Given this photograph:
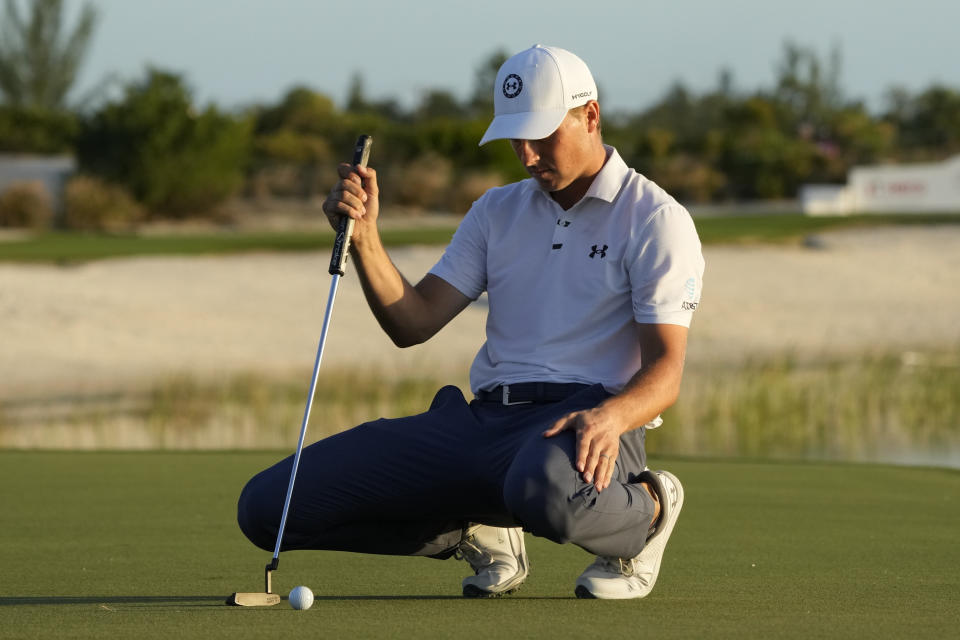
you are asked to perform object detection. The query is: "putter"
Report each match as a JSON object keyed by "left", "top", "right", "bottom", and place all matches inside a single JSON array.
[{"left": 227, "top": 134, "right": 373, "bottom": 606}]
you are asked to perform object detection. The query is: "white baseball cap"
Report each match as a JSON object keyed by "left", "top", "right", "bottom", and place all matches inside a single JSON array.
[{"left": 479, "top": 44, "right": 598, "bottom": 146}]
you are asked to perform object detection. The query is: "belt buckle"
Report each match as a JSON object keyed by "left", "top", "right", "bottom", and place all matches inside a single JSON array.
[{"left": 502, "top": 385, "right": 533, "bottom": 406}]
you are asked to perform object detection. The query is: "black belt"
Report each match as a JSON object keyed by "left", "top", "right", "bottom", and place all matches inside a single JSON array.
[{"left": 476, "top": 382, "right": 592, "bottom": 405}]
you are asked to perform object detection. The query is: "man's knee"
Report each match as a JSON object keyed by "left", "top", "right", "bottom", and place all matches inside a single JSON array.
[
  {"left": 502, "top": 441, "right": 581, "bottom": 544},
  {"left": 236, "top": 470, "right": 282, "bottom": 551}
]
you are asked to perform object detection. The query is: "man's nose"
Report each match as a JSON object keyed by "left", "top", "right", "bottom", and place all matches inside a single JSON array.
[{"left": 513, "top": 140, "right": 538, "bottom": 165}]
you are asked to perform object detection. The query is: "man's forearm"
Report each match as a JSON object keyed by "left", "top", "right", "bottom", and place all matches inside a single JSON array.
[
  {"left": 350, "top": 232, "right": 431, "bottom": 347},
  {"left": 595, "top": 321, "right": 690, "bottom": 434},
  {"left": 597, "top": 353, "right": 685, "bottom": 434}
]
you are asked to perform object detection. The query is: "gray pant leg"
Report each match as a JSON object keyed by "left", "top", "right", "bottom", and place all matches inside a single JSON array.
[{"left": 502, "top": 426, "right": 655, "bottom": 559}]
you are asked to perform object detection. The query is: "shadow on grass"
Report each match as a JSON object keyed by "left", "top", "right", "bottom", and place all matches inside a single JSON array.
[
  {"left": 312, "top": 595, "right": 574, "bottom": 601},
  {"left": 1, "top": 593, "right": 573, "bottom": 606},
  {"left": 0, "top": 596, "right": 226, "bottom": 607}
]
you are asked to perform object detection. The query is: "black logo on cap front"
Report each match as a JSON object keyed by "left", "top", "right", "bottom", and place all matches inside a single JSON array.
[{"left": 502, "top": 74, "right": 523, "bottom": 99}]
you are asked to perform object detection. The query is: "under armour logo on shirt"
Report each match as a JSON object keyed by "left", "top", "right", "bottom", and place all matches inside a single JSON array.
[{"left": 589, "top": 244, "right": 608, "bottom": 259}]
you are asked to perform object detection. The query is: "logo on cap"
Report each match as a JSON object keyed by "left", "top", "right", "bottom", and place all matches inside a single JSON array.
[{"left": 502, "top": 74, "right": 523, "bottom": 99}]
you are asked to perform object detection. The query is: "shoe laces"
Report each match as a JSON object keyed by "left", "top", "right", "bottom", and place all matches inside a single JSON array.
[
  {"left": 455, "top": 535, "right": 491, "bottom": 573},
  {"left": 593, "top": 555, "right": 638, "bottom": 578},
  {"left": 593, "top": 554, "right": 654, "bottom": 587}
]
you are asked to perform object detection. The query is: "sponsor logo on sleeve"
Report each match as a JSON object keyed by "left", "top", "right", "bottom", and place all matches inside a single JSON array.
[{"left": 681, "top": 277, "right": 699, "bottom": 311}]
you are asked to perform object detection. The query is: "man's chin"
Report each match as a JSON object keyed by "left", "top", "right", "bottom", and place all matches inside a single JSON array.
[{"left": 531, "top": 174, "right": 559, "bottom": 191}]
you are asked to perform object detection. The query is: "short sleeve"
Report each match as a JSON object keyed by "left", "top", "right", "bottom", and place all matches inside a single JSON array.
[
  {"left": 427, "top": 201, "right": 488, "bottom": 300},
  {"left": 628, "top": 206, "right": 705, "bottom": 327}
]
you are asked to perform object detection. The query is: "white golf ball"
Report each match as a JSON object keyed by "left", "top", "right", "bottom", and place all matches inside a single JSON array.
[{"left": 288, "top": 585, "right": 314, "bottom": 610}]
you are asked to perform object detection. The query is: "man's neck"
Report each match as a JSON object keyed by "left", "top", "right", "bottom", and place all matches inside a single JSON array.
[{"left": 550, "top": 144, "right": 610, "bottom": 210}]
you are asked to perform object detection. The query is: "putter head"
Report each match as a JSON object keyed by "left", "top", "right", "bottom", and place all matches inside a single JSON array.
[
  {"left": 225, "top": 592, "right": 281, "bottom": 606},
  {"left": 225, "top": 559, "right": 282, "bottom": 606}
]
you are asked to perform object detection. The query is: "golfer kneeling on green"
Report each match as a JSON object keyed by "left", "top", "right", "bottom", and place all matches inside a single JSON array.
[{"left": 238, "top": 44, "right": 704, "bottom": 599}]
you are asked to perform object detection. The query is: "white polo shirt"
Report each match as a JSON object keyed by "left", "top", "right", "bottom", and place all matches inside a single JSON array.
[{"left": 429, "top": 146, "right": 704, "bottom": 395}]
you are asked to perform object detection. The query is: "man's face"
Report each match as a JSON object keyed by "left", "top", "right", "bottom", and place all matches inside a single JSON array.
[{"left": 509, "top": 108, "right": 595, "bottom": 195}]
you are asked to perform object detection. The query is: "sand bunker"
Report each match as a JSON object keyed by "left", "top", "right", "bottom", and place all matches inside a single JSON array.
[{"left": 2, "top": 225, "right": 958, "bottom": 400}]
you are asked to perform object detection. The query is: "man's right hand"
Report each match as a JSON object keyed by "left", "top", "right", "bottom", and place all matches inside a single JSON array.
[
  {"left": 321, "top": 163, "right": 379, "bottom": 245},
  {"left": 318, "top": 160, "right": 472, "bottom": 347}
]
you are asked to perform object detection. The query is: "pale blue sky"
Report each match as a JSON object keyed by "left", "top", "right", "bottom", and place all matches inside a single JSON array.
[{"left": 71, "top": 0, "right": 959, "bottom": 114}]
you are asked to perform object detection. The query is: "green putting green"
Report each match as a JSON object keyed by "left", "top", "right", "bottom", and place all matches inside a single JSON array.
[{"left": 1, "top": 452, "right": 956, "bottom": 638}]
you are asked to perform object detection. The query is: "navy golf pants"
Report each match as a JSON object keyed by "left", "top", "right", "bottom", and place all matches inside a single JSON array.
[{"left": 237, "top": 384, "right": 656, "bottom": 560}]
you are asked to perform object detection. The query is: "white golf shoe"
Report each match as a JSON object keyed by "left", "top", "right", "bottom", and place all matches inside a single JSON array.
[
  {"left": 574, "top": 470, "right": 684, "bottom": 599},
  {"left": 458, "top": 525, "right": 528, "bottom": 598}
]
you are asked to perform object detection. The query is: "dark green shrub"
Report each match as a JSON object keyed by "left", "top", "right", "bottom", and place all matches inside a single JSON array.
[
  {"left": 0, "top": 107, "right": 78, "bottom": 153},
  {"left": 75, "top": 68, "right": 252, "bottom": 218}
]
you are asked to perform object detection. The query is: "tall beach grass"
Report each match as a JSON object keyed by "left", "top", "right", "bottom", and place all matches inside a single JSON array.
[
  {"left": 657, "top": 347, "right": 960, "bottom": 467},
  {"left": 0, "top": 369, "right": 455, "bottom": 450},
  {"left": 2, "top": 348, "right": 957, "bottom": 467}
]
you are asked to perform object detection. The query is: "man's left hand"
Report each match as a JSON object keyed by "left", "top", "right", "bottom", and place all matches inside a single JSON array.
[{"left": 543, "top": 408, "right": 623, "bottom": 492}]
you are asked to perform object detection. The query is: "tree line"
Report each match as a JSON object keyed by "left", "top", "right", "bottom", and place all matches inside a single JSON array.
[{"left": 1, "top": 0, "right": 959, "bottom": 229}]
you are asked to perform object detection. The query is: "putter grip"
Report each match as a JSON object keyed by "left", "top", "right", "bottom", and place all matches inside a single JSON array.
[{"left": 329, "top": 135, "right": 373, "bottom": 275}]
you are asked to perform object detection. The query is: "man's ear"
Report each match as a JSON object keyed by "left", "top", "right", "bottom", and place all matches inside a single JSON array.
[{"left": 584, "top": 100, "right": 601, "bottom": 134}]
